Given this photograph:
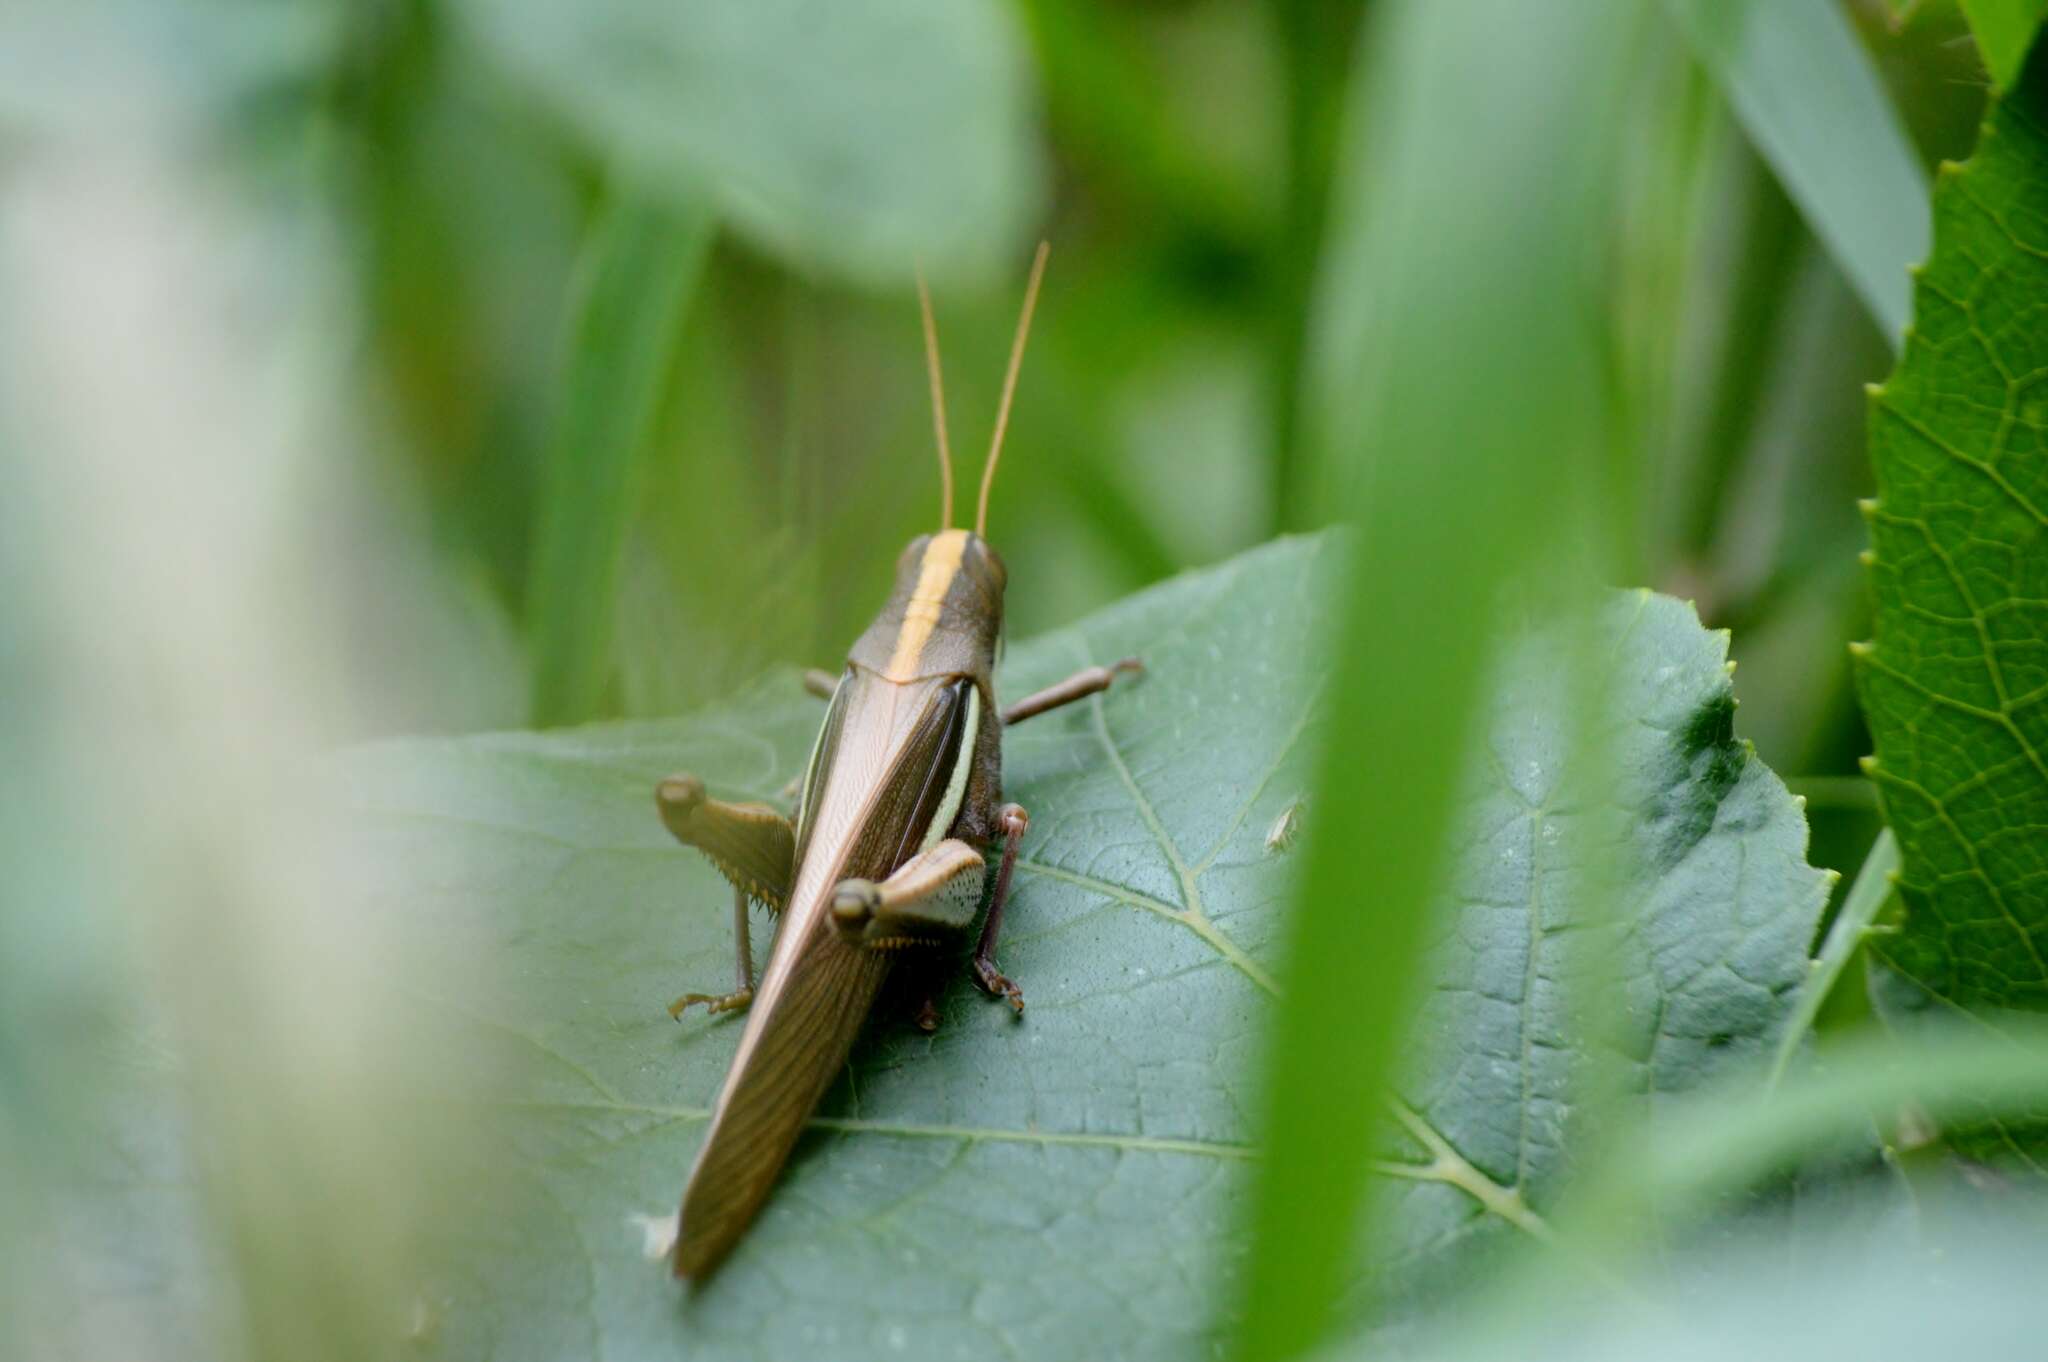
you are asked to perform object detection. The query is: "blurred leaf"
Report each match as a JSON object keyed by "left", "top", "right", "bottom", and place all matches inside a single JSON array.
[
  {"left": 312, "top": 539, "right": 1825, "bottom": 1359},
  {"left": 1258, "top": 1, "right": 1647, "bottom": 1355},
  {"left": 1371, "top": 1201, "right": 2048, "bottom": 1362},
  {"left": 443, "top": 0, "right": 1041, "bottom": 287},
  {"left": 1855, "top": 46, "right": 2048, "bottom": 1153},
  {"left": 528, "top": 194, "right": 711, "bottom": 728},
  {"left": 1018, "top": 0, "right": 1255, "bottom": 248},
  {"left": 1666, "top": 0, "right": 1929, "bottom": 343},
  {"left": 1581, "top": 1020, "right": 2048, "bottom": 1222},
  {"left": 1960, "top": 0, "right": 2048, "bottom": 90}
]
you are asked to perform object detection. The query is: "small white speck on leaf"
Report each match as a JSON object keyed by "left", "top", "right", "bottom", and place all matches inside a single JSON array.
[
  {"left": 627, "top": 1210, "right": 679, "bottom": 1261},
  {"left": 406, "top": 1295, "right": 442, "bottom": 1343}
]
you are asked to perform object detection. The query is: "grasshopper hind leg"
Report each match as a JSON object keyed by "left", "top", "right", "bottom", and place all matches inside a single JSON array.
[
  {"left": 826, "top": 808, "right": 1034, "bottom": 1014},
  {"left": 668, "top": 885, "right": 757, "bottom": 1018},
  {"left": 656, "top": 774, "right": 797, "bottom": 1021},
  {"left": 830, "top": 839, "right": 987, "bottom": 948}
]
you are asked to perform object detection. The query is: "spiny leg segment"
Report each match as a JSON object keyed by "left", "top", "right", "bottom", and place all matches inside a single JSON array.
[{"left": 655, "top": 774, "right": 796, "bottom": 1019}]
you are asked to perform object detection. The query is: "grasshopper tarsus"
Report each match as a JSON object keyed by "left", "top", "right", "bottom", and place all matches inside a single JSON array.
[
  {"left": 972, "top": 959, "right": 1025, "bottom": 1015},
  {"left": 669, "top": 987, "right": 754, "bottom": 1020}
]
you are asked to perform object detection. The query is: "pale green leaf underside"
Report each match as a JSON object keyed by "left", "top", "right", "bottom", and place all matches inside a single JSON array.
[{"left": 329, "top": 536, "right": 1825, "bottom": 1360}]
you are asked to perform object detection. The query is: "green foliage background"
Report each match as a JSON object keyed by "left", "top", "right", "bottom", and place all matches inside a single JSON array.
[{"left": 5, "top": 1, "right": 2048, "bottom": 1361}]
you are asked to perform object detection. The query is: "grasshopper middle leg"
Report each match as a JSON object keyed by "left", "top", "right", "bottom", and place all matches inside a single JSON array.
[{"left": 971, "top": 803, "right": 1031, "bottom": 1014}]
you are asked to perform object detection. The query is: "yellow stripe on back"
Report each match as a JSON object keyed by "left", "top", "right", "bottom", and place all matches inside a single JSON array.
[{"left": 884, "top": 529, "right": 968, "bottom": 680}]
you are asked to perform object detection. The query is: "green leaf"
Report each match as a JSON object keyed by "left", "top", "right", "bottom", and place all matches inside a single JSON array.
[
  {"left": 321, "top": 536, "right": 1826, "bottom": 1359},
  {"left": 1665, "top": 0, "right": 1929, "bottom": 343},
  {"left": 442, "top": 0, "right": 1040, "bottom": 287},
  {"left": 1961, "top": 0, "right": 2048, "bottom": 92},
  {"left": 1854, "top": 49, "right": 2048, "bottom": 1051},
  {"left": 527, "top": 193, "right": 711, "bottom": 728}
]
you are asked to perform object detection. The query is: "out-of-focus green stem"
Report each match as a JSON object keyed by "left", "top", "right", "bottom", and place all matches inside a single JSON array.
[
  {"left": 1765, "top": 828, "right": 1898, "bottom": 1092},
  {"left": 1679, "top": 152, "right": 1804, "bottom": 561},
  {"left": 527, "top": 191, "right": 712, "bottom": 727},
  {"left": 1233, "top": 4, "right": 1643, "bottom": 1358},
  {"left": 1269, "top": 0, "right": 1366, "bottom": 534},
  {"left": 1663, "top": 0, "right": 1927, "bottom": 343}
]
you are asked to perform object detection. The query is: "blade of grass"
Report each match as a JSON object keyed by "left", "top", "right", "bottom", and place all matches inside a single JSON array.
[
  {"left": 1959, "top": 0, "right": 2048, "bottom": 91},
  {"left": 1676, "top": 149, "right": 1806, "bottom": 560},
  {"left": 1664, "top": 0, "right": 1928, "bottom": 345},
  {"left": 527, "top": 190, "right": 712, "bottom": 727},
  {"left": 1583, "top": 1019, "right": 2048, "bottom": 1232},
  {"left": 1270, "top": 0, "right": 1366, "bottom": 534},
  {"left": 1766, "top": 828, "right": 1899, "bottom": 1091},
  {"left": 1234, "top": 4, "right": 1645, "bottom": 1358}
]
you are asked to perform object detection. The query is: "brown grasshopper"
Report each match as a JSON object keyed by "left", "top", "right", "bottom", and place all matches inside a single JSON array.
[{"left": 655, "top": 244, "right": 1142, "bottom": 1278}]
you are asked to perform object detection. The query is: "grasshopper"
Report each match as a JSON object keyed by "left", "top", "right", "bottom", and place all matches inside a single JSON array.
[{"left": 655, "top": 243, "right": 1142, "bottom": 1278}]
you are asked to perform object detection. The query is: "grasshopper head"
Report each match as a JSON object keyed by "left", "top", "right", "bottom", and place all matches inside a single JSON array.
[
  {"left": 852, "top": 529, "right": 1005, "bottom": 681},
  {"left": 889, "top": 528, "right": 1006, "bottom": 602}
]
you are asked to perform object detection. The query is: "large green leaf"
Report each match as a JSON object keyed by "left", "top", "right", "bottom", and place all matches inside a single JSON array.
[
  {"left": 323, "top": 536, "right": 1826, "bottom": 1359},
  {"left": 1855, "top": 48, "right": 2048, "bottom": 1050},
  {"left": 442, "top": 0, "right": 1040, "bottom": 286}
]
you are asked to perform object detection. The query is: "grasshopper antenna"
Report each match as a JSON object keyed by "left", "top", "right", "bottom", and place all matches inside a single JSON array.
[
  {"left": 916, "top": 269, "right": 955, "bottom": 529},
  {"left": 976, "top": 240, "right": 1049, "bottom": 538}
]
